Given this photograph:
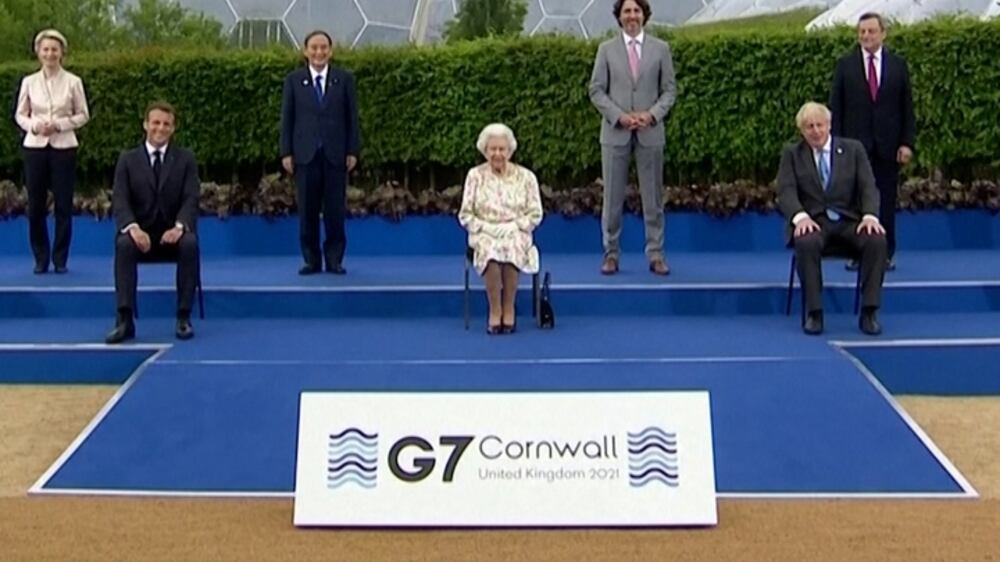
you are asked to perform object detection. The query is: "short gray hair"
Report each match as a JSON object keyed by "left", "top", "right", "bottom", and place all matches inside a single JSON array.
[
  {"left": 795, "top": 102, "right": 831, "bottom": 129},
  {"left": 34, "top": 29, "right": 68, "bottom": 53},
  {"left": 476, "top": 123, "right": 517, "bottom": 157}
]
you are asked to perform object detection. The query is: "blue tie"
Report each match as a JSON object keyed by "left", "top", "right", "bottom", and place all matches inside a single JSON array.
[
  {"left": 314, "top": 75, "right": 324, "bottom": 103},
  {"left": 819, "top": 149, "right": 840, "bottom": 221}
]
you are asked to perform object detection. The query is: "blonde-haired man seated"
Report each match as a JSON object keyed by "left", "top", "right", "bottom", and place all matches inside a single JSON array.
[{"left": 776, "top": 102, "right": 887, "bottom": 336}]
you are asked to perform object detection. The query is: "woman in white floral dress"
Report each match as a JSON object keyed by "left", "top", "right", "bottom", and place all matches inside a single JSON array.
[{"left": 458, "top": 124, "right": 543, "bottom": 334}]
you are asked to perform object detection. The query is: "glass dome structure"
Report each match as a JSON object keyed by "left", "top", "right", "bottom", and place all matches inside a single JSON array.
[{"left": 125, "top": 0, "right": 1000, "bottom": 45}]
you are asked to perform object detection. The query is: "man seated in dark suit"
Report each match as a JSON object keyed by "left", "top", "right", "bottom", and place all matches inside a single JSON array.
[
  {"left": 777, "top": 102, "right": 887, "bottom": 336},
  {"left": 105, "top": 101, "right": 200, "bottom": 344}
]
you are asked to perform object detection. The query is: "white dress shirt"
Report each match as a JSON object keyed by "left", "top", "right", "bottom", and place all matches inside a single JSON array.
[
  {"left": 309, "top": 65, "right": 329, "bottom": 96},
  {"left": 862, "top": 46, "right": 883, "bottom": 87},
  {"left": 15, "top": 68, "right": 90, "bottom": 149},
  {"left": 622, "top": 31, "right": 644, "bottom": 59},
  {"left": 812, "top": 136, "right": 832, "bottom": 178},
  {"left": 146, "top": 141, "right": 168, "bottom": 167}
]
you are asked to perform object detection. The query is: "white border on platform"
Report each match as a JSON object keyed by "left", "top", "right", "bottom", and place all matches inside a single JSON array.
[
  {"left": 0, "top": 343, "right": 166, "bottom": 351},
  {"left": 831, "top": 337, "right": 1000, "bottom": 348},
  {"left": 830, "top": 341, "right": 980, "bottom": 499},
  {"left": 25, "top": 349, "right": 982, "bottom": 500},
  {"left": 155, "top": 355, "right": 815, "bottom": 366},
  {"left": 8, "top": 279, "right": 999, "bottom": 293},
  {"left": 28, "top": 344, "right": 171, "bottom": 496}
]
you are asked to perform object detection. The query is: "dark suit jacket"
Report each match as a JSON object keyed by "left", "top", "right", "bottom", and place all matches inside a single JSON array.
[
  {"left": 112, "top": 144, "right": 200, "bottom": 233},
  {"left": 829, "top": 46, "right": 915, "bottom": 161},
  {"left": 776, "top": 137, "right": 879, "bottom": 242},
  {"left": 280, "top": 66, "right": 360, "bottom": 166}
]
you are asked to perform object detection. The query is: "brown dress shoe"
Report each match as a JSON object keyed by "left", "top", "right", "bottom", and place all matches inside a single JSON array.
[
  {"left": 649, "top": 258, "right": 670, "bottom": 276},
  {"left": 600, "top": 256, "right": 619, "bottom": 275}
]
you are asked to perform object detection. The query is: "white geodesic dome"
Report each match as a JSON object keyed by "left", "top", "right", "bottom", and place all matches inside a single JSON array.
[
  {"left": 121, "top": 0, "right": 1000, "bottom": 45},
  {"left": 126, "top": 0, "right": 715, "bottom": 45},
  {"left": 124, "top": 0, "right": 418, "bottom": 47},
  {"left": 807, "top": 0, "right": 998, "bottom": 29},
  {"left": 688, "top": 0, "right": 836, "bottom": 24}
]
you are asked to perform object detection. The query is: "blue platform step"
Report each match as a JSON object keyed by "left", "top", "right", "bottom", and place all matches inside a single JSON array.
[{"left": 1, "top": 251, "right": 997, "bottom": 318}]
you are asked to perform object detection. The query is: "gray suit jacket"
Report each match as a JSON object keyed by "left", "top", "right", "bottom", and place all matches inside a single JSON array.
[
  {"left": 776, "top": 136, "right": 879, "bottom": 242},
  {"left": 589, "top": 33, "right": 677, "bottom": 147}
]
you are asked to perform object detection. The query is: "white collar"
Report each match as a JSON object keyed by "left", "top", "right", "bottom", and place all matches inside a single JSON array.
[
  {"left": 814, "top": 135, "right": 832, "bottom": 155},
  {"left": 146, "top": 141, "right": 168, "bottom": 157},
  {"left": 623, "top": 31, "right": 644, "bottom": 46},
  {"left": 309, "top": 65, "right": 329, "bottom": 80},
  {"left": 863, "top": 46, "right": 883, "bottom": 61}
]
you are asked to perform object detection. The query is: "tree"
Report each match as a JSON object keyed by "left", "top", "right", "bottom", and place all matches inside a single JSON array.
[
  {"left": 0, "top": 0, "right": 123, "bottom": 60},
  {"left": 444, "top": 0, "right": 527, "bottom": 43},
  {"left": 119, "top": 0, "right": 226, "bottom": 50},
  {"left": 0, "top": 0, "right": 226, "bottom": 62}
]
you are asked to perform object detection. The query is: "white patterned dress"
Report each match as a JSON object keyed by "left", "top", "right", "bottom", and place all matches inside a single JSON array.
[{"left": 458, "top": 163, "right": 543, "bottom": 275}]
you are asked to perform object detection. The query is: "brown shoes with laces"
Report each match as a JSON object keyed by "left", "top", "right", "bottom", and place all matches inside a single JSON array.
[
  {"left": 600, "top": 256, "right": 619, "bottom": 275},
  {"left": 649, "top": 258, "right": 670, "bottom": 276}
]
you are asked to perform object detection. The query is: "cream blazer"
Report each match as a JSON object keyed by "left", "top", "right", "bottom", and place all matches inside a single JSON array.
[{"left": 15, "top": 68, "right": 90, "bottom": 149}]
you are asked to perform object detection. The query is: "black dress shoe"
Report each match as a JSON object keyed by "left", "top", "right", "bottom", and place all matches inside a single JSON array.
[
  {"left": 886, "top": 258, "right": 896, "bottom": 272},
  {"left": 53, "top": 265, "right": 68, "bottom": 274},
  {"left": 33, "top": 263, "right": 48, "bottom": 274},
  {"left": 326, "top": 264, "right": 347, "bottom": 275},
  {"left": 176, "top": 317, "right": 195, "bottom": 340},
  {"left": 105, "top": 320, "right": 135, "bottom": 344},
  {"left": 803, "top": 311, "right": 824, "bottom": 335},
  {"left": 486, "top": 324, "right": 503, "bottom": 335},
  {"left": 502, "top": 321, "right": 517, "bottom": 335},
  {"left": 860, "top": 309, "right": 882, "bottom": 336},
  {"left": 299, "top": 264, "right": 321, "bottom": 275},
  {"left": 845, "top": 259, "right": 860, "bottom": 272}
]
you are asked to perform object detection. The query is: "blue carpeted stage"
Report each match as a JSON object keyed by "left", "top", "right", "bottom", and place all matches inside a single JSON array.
[{"left": 0, "top": 211, "right": 996, "bottom": 498}]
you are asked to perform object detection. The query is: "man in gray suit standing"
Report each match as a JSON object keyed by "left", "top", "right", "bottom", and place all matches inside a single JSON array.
[{"left": 589, "top": 0, "right": 677, "bottom": 276}]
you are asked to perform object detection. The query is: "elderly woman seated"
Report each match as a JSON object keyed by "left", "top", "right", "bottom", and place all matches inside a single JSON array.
[{"left": 458, "top": 123, "right": 544, "bottom": 335}]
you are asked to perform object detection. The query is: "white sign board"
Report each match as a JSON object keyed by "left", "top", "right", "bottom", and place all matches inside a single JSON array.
[{"left": 294, "top": 392, "right": 716, "bottom": 527}]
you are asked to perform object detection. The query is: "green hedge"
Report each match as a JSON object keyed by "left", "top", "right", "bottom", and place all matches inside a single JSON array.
[{"left": 2, "top": 19, "right": 998, "bottom": 185}]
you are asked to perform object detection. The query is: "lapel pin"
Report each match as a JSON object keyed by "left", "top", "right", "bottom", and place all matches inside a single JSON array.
[
  {"left": 836, "top": 147, "right": 843, "bottom": 155},
  {"left": 302, "top": 79, "right": 309, "bottom": 86}
]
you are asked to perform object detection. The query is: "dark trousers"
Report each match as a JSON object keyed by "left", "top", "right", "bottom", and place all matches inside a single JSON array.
[
  {"left": 23, "top": 147, "right": 76, "bottom": 267},
  {"left": 296, "top": 151, "right": 346, "bottom": 268},
  {"left": 869, "top": 151, "right": 899, "bottom": 258},
  {"left": 794, "top": 217, "right": 887, "bottom": 313},
  {"left": 114, "top": 230, "right": 199, "bottom": 316}
]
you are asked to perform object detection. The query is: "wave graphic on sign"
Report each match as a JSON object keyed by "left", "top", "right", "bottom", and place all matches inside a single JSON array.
[
  {"left": 326, "top": 427, "right": 378, "bottom": 489},
  {"left": 627, "top": 426, "right": 678, "bottom": 488}
]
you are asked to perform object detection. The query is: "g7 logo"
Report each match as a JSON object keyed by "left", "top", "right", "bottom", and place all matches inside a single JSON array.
[{"left": 387, "top": 435, "right": 474, "bottom": 482}]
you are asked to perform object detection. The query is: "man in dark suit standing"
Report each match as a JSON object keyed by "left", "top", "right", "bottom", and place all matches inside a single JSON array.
[
  {"left": 830, "top": 12, "right": 915, "bottom": 272},
  {"left": 777, "top": 102, "right": 887, "bottom": 336},
  {"left": 105, "top": 102, "right": 200, "bottom": 344},
  {"left": 280, "top": 30, "right": 360, "bottom": 275}
]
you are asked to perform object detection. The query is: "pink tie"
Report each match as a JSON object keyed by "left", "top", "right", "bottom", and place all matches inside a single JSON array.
[
  {"left": 867, "top": 54, "right": 878, "bottom": 102},
  {"left": 628, "top": 39, "right": 640, "bottom": 80}
]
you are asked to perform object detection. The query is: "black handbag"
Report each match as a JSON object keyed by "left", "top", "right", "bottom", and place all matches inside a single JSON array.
[{"left": 539, "top": 272, "right": 554, "bottom": 329}]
